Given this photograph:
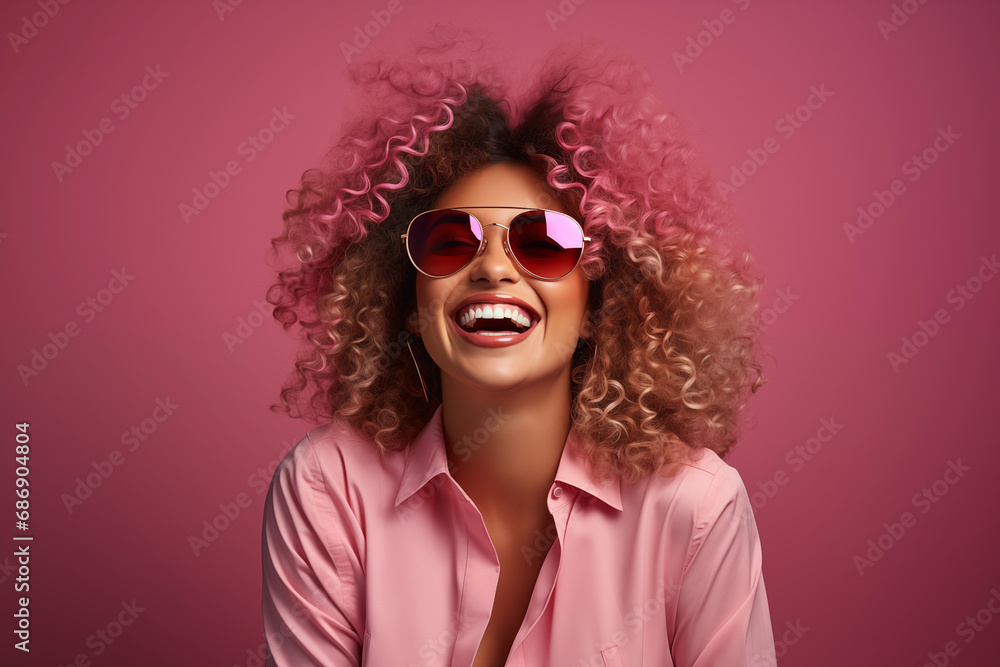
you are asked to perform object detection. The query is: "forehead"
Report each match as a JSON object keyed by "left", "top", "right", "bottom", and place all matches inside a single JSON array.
[{"left": 432, "top": 162, "right": 566, "bottom": 214}]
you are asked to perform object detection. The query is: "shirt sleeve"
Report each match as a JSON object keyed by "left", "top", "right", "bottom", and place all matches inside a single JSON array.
[
  {"left": 671, "top": 464, "right": 776, "bottom": 667},
  {"left": 261, "top": 434, "right": 367, "bottom": 666}
]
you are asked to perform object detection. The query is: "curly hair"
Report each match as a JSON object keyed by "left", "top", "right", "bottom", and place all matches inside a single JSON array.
[{"left": 266, "top": 24, "right": 767, "bottom": 485}]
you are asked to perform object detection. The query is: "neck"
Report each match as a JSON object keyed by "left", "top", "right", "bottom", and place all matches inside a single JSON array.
[{"left": 441, "top": 368, "right": 572, "bottom": 522}]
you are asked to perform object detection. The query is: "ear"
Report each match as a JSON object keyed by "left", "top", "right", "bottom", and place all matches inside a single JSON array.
[
  {"left": 405, "top": 310, "right": 421, "bottom": 337},
  {"left": 579, "top": 306, "right": 595, "bottom": 340}
]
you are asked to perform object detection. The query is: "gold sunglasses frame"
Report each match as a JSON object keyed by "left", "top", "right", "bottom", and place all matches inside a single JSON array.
[{"left": 400, "top": 206, "right": 590, "bottom": 281}]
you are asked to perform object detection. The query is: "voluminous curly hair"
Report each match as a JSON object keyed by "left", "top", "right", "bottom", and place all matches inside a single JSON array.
[{"left": 266, "top": 24, "right": 766, "bottom": 485}]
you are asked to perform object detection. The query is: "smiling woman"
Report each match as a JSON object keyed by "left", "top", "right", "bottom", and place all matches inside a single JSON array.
[{"left": 261, "top": 24, "right": 774, "bottom": 667}]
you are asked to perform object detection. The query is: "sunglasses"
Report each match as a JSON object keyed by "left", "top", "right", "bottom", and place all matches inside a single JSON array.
[{"left": 401, "top": 207, "right": 590, "bottom": 281}]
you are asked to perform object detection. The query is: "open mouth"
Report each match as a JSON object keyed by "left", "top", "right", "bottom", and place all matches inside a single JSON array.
[{"left": 453, "top": 304, "right": 538, "bottom": 336}]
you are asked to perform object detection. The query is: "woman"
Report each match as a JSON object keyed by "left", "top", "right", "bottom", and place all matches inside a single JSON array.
[{"left": 261, "top": 25, "right": 775, "bottom": 667}]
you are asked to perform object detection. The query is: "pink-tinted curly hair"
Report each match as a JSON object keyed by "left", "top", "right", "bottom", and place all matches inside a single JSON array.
[{"left": 266, "top": 24, "right": 766, "bottom": 484}]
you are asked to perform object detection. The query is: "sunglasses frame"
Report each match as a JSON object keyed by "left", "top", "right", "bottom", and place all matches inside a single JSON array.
[{"left": 400, "top": 206, "right": 591, "bottom": 281}]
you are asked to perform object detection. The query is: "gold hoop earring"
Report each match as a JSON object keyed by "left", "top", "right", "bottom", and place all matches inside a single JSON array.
[{"left": 406, "top": 333, "right": 429, "bottom": 405}]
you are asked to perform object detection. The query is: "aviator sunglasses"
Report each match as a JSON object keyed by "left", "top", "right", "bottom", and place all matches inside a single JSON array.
[{"left": 401, "top": 207, "right": 590, "bottom": 281}]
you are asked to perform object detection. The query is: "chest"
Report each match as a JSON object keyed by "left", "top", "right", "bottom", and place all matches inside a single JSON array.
[{"left": 471, "top": 515, "right": 556, "bottom": 667}]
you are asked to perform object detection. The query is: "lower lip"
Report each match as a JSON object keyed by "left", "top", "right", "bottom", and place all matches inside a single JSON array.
[{"left": 450, "top": 314, "right": 537, "bottom": 348}]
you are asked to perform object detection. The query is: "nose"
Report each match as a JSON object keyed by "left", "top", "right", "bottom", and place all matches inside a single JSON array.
[{"left": 468, "top": 223, "right": 519, "bottom": 284}]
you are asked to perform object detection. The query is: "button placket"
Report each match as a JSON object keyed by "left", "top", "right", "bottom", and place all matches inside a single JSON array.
[
  {"left": 451, "top": 487, "right": 502, "bottom": 667},
  {"left": 510, "top": 488, "right": 573, "bottom": 657}
]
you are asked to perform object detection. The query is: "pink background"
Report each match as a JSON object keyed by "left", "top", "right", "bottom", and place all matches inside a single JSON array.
[{"left": 2, "top": 0, "right": 998, "bottom": 665}]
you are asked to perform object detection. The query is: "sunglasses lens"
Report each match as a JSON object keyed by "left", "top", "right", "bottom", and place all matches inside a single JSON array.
[
  {"left": 407, "top": 210, "right": 482, "bottom": 277},
  {"left": 407, "top": 209, "right": 585, "bottom": 279},
  {"left": 508, "top": 211, "right": 584, "bottom": 279}
]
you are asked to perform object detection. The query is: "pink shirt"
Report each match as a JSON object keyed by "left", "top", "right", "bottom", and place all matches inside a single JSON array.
[{"left": 261, "top": 405, "right": 775, "bottom": 666}]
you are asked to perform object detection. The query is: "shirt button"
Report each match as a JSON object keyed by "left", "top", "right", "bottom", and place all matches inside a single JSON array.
[{"left": 552, "top": 486, "right": 563, "bottom": 498}]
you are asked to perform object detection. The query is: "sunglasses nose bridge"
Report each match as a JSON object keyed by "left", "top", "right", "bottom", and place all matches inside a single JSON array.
[
  {"left": 477, "top": 222, "right": 513, "bottom": 259},
  {"left": 405, "top": 210, "right": 587, "bottom": 280}
]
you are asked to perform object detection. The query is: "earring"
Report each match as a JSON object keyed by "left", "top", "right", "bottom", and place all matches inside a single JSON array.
[{"left": 406, "top": 333, "right": 429, "bottom": 405}]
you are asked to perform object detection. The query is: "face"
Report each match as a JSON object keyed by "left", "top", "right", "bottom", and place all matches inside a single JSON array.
[{"left": 410, "top": 162, "right": 591, "bottom": 396}]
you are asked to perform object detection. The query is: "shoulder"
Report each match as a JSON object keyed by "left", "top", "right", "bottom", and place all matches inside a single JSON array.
[
  {"left": 268, "top": 417, "right": 393, "bottom": 510},
  {"left": 637, "top": 447, "right": 754, "bottom": 542},
  {"left": 680, "top": 447, "right": 749, "bottom": 504},
  {"left": 644, "top": 447, "right": 747, "bottom": 506},
  {"left": 680, "top": 448, "right": 753, "bottom": 528}
]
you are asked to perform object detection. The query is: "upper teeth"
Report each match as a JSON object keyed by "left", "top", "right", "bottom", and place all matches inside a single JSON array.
[{"left": 458, "top": 304, "right": 532, "bottom": 329}]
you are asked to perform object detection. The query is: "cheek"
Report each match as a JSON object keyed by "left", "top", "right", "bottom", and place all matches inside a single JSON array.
[
  {"left": 412, "top": 277, "right": 432, "bottom": 333},
  {"left": 414, "top": 276, "right": 452, "bottom": 333},
  {"left": 565, "top": 275, "right": 591, "bottom": 318},
  {"left": 542, "top": 277, "right": 590, "bottom": 330},
  {"left": 566, "top": 278, "right": 592, "bottom": 337}
]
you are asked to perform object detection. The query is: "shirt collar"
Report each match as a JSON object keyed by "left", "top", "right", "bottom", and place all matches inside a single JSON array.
[{"left": 395, "top": 405, "right": 623, "bottom": 512}]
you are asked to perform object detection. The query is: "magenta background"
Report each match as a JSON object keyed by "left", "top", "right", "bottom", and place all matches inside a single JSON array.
[{"left": 2, "top": 0, "right": 998, "bottom": 665}]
